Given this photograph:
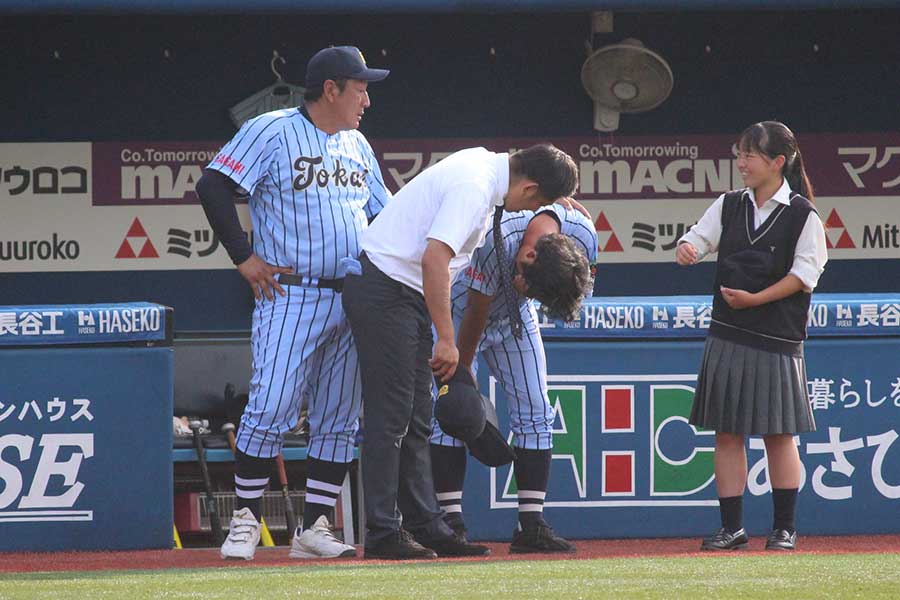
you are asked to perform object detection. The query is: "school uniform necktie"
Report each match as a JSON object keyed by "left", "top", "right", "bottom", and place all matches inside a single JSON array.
[{"left": 493, "top": 206, "right": 524, "bottom": 339}]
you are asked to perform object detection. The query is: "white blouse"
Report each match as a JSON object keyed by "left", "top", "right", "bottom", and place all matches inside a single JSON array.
[{"left": 678, "top": 178, "right": 828, "bottom": 292}]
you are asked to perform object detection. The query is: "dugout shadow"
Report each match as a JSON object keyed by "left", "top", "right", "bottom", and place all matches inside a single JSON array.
[{"left": 170, "top": 332, "right": 359, "bottom": 546}]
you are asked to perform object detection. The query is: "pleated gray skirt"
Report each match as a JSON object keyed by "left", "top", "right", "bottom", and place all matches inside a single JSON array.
[{"left": 689, "top": 334, "right": 816, "bottom": 435}]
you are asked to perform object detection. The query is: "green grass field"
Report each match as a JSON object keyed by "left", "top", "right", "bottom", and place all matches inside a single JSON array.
[{"left": 2, "top": 554, "right": 899, "bottom": 599}]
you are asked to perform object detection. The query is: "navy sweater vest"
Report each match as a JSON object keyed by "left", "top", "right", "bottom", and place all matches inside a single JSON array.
[{"left": 709, "top": 189, "right": 816, "bottom": 356}]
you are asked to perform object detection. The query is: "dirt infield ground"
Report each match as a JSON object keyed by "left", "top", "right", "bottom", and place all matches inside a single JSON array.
[{"left": 2, "top": 534, "right": 898, "bottom": 574}]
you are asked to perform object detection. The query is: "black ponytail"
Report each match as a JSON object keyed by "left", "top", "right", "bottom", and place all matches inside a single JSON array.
[
  {"left": 785, "top": 148, "right": 815, "bottom": 204},
  {"left": 737, "top": 121, "right": 815, "bottom": 204}
]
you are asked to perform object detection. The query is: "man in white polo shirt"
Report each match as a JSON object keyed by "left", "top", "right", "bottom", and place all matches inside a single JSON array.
[{"left": 342, "top": 143, "right": 579, "bottom": 560}]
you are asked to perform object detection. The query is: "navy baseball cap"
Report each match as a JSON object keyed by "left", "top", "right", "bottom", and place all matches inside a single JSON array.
[
  {"left": 305, "top": 46, "right": 390, "bottom": 88},
  {"left": 434, "top": 369, "right": 516, "bottom": 468}
]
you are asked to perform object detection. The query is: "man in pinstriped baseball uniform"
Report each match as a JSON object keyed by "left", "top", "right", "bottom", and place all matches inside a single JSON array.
[
  {"left": 431, "top": 203, "right": 597, "bottom": 552},
  {"left": 196, "top": 46, "right": 390, "bottom": 560}
]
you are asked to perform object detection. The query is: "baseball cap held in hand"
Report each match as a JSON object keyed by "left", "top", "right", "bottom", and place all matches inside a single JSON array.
[
  {"left": 305, "top": 46, "right": 390, "bottom": 88},
  {"left": 434, "top": 369, "right": 516, "bottom": 467}
]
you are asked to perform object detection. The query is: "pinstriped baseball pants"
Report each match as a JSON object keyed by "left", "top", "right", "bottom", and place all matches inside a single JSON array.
[
  {"left": 236, "top": 286, "right": 360, "bottom": 462},
  {"left": 430, "top": 306, "right": 555, "bottom": 451}
]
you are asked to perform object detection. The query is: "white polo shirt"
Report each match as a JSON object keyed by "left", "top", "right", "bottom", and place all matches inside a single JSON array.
[{"left": 362, "top": 147, "right": 509, "bottom": 295}]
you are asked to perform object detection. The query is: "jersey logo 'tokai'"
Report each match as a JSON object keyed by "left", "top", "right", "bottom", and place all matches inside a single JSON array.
[{"left": 292, "top": 156, "right": 369, "bottom": 191}]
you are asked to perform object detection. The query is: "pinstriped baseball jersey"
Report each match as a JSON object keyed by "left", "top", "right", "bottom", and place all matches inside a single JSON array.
[
  {"left": 432, "top": 205, "right": 598, "bottom": 451},
  {"left": 208, "top": 107, "right": 390, "bottom": 461},
  {"left": 208, "top": 107, "right": 390, "bottom": 278},
  {"left": 451, "top": 204, "right": 598, "bottom": 331}
]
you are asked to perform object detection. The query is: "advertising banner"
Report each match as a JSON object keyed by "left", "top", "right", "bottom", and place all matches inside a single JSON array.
[
  {"left": 2, "top": 133, "right": 898, "bottom": 272},
  {"left": 0, "top": 303, "right": 172, "bottom": 347},
  {"left": 1, "top": 142, "right": 248, "bottom": 273},
  {"left": 537, "top": 294, "right": 900, "bottom": 338},
  {"left": 463, "top": 295, "right": 900, "bottom": 540},
  {"left": 0, "top": 303, "right": 174, "bottom": 551},
  {"left": 372, "top": 133, "right": 900, "bottom": 263}
]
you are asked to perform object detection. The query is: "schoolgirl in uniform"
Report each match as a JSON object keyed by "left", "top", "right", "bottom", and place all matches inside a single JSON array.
[{"left": 676, "top": 121, "right": 828, "bottom": 550}]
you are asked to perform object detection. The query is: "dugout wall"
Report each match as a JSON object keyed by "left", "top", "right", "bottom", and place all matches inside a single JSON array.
[{"left": 2, "top": 8, "right": 900, "bottom": 330}]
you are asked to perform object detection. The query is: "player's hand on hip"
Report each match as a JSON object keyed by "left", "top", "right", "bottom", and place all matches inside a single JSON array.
[
  {"left": 236, "top": 254, "right": 293, "bottom": 301},
  {"left": 555, "top": 196, "right": 591, "bottom": 218},
  {"left": 720, "top": 286, "right": 758, "bottom": 309},
  {"left": 675, "top": 242, "right": 698, "bottom": 266},
  {"left": 429, "top": 337, "right": 459, "bottom": 383}
]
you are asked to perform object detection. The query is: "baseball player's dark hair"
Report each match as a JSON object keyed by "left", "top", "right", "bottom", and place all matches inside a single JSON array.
[
  {"left": 737, "top": 121, "right": 815, "bottom": 203},
  {"left": 303, "top": 78, "right": 349, "bottom": 103},
  {"left": 521, "top": 233, "right": 592, "bottom": 321},
  {"left": 510, "top": 144, "right": 578, "bottom": 202}
]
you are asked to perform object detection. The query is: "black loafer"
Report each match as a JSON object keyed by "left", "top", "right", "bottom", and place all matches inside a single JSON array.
[
  {"left": 444, "top": 514, "right": 468, "bottom": 540},
  {"left": 765, "top": 528, "right": 797, "bottom": 550},
  {"left": 700, "top": 527, "right": 749, "bottom": 551},
  {"left": 364, "top": 529, "right": 437, "bottom": 560},
  {"left": 510, "top": 522, "right": 576, "bottom": 554},
  {"left": 417, "top": 532, "right": 491, "bottom": 557}
]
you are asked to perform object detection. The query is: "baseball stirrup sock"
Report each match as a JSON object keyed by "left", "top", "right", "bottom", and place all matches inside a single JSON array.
[
  {"left": 514, "top": 448, "right": 551, "bottom": 527},
  {"left": 430, "top": 444, "right": 467, "bottom": 530},
  {"left": 772, "top": 488, "right": 799, "bottom": 534},
  {"left": 718, "top": 495, "right": 744, "bottom": 533},
  {"left": 436, "top": 491, "right": 464, "bottom": 515},
  {"left": 430, "top": 444, "right": 467, "bottom": 494},
  {"left": 234, "top": 450, "right": 273, "bottom": 521},
  {"left": 302, "top": 458, "right": 348, "bottom": 529}
]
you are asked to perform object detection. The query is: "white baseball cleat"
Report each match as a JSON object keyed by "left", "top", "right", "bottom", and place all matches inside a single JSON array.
[
  {"left": 289, "top": 515, "right": 356, "bottom": 558},
  {"left": 220, "top": 507, "right": 261, "bottom": 560}
]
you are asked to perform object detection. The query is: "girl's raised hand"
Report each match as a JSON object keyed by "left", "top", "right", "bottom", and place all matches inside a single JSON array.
[{"left": 675, "top": 242, "right": 698, "bottom": 266}]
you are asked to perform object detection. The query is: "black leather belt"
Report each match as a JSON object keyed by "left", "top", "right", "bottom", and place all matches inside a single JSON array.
[{"left": 278, "top": 273, "right": 344, "bottom": 291}]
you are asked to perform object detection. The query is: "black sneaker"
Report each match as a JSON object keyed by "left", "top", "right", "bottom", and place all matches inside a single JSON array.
[
  {"left": 700, "top": 528, "right": 749, "bottom": 551},
  {"left": 509, "top": 522, "right": 576, "bottom": 554},
  {"left": 417, "top": 532, "right": 491, "bottom": 557},
  {"left": 765, "top": 529, "right": 797, "bottom": 551},
  {"left": 364, "top": 529, "right": 437, "bottom": 560}
]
